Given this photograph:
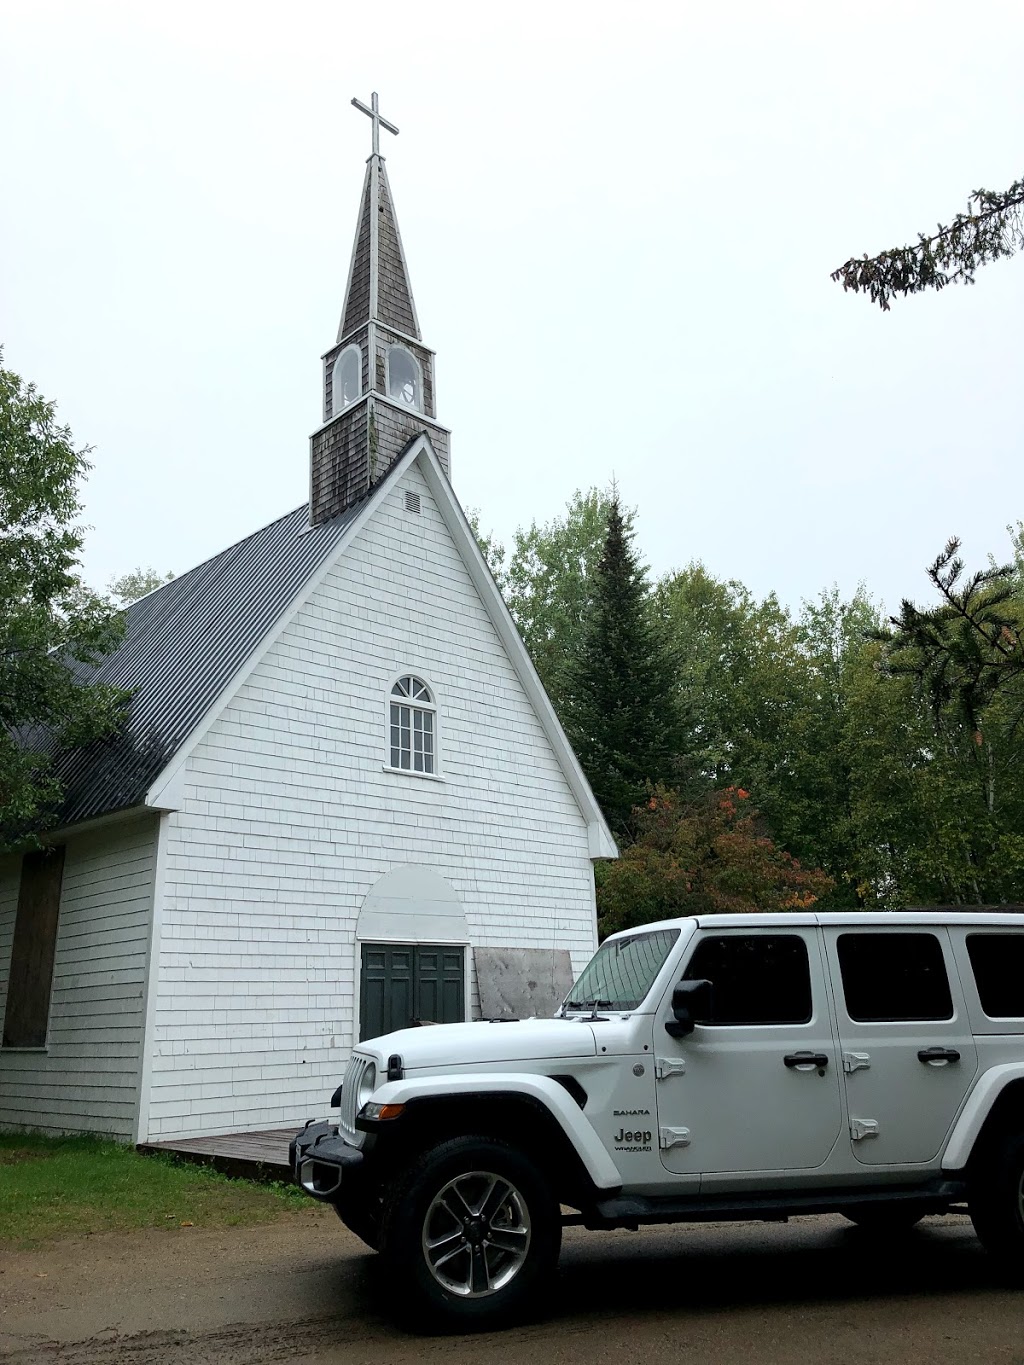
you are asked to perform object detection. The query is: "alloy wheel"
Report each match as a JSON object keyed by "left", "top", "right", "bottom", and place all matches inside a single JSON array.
[{"left": 421, "top": 1170, "right": 532, "bottom": 1298}]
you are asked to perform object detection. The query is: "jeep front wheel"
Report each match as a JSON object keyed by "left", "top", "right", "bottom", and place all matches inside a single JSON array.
[
  {"left": 970, "top": 1131, "right": 1024, "bottom": 1271},
  {"left": 380, "top": 1136, "right": 561, "bottom": 1330}
]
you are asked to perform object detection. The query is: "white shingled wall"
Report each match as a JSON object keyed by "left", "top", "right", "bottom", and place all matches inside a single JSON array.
[
  {"left": 0, "top": 817, "right": 157, "bottom": 1137},
  {"left": 144, "top": 464, "right": 598, "bottom": 1140}
]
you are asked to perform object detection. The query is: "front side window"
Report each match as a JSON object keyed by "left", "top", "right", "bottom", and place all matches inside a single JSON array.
[
  {"left": 563, "top": 928, "right": 680, "bottom": 1012},
  {"left": 387, "top": 346, "right": 421, "bottom": 410},
  {"left": 837, "top": 932, "right": 953, "bottom": 1022},
  {"left": 332, "top": 345, "right": 361, "bottom": 414},
  {"left": 683, "top": 934, "right": 812, "bottom": 1026},
  {"left": 389, "top": 675, "right": 435, "bottom": 773}
]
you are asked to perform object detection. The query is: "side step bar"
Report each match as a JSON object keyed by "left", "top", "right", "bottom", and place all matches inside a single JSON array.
[{"left": 566, "top": 1180, "right": 968, "bottom": 1230}]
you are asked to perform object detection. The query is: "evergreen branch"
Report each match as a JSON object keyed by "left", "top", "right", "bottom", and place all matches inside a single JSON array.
[
  {"left": 831, "top": 175, "right": 1024, "bottom": 310},
  {"left": 925, "top": 540, "right": 1019, "bottom": 660}
]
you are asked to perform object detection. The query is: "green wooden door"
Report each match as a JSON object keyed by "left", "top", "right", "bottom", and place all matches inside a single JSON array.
[{"left": 359, "top": 943, "right": 465, "bottom": 1041}]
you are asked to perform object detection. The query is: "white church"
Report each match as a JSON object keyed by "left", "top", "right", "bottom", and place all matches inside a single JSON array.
[{"left": 0, "top": 95, "right": 616, "bottom": 1144}]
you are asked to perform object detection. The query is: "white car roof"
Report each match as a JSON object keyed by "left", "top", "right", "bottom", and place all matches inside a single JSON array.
[{"left": 603, "top": 911, "right": 1024, "bottom": 940}]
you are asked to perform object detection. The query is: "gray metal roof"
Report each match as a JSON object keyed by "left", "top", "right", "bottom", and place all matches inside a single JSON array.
[{"left": 52, "top": 499, "right": 363, "bottom": 827}]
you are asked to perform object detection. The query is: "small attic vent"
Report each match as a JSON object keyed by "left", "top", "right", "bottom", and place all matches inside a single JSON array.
[{"left": 404, "top": 491, "right": 422, "bottom": 515}]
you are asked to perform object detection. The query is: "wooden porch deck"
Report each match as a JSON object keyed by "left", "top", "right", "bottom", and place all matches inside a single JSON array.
[{"left": 139, "top": 1126, "right": 303, "bottom": 1180}]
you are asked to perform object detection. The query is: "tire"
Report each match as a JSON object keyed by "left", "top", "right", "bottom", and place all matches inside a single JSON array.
[
  {"left": 842, "top": 1204, "right": 927, "bottom": 1232},
  {"left": 379, "top": 1135, "right": 561, "bottom": 1332},
  {"left": 969, "top": 1130, "right": 1024, "bottom": 1272}
]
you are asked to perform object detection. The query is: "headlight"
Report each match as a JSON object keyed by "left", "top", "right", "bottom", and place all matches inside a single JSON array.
[
  {"left": 359, "top": 1101, "right": 406, "bottom": 1121},
  {"left": 357, "top": 1062, "right": 377, "bottom": 1109}
]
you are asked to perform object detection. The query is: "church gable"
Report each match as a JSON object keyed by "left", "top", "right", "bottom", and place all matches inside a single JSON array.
[
  {"left": 181, "top": 455, "right": 589, "bottom": 843},
  {"left": 145, "top": 458, "right": 600, "bottom": 1139}
]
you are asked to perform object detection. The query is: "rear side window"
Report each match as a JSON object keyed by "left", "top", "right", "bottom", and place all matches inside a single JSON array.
[
  {"left": 683, "top": 935, "right": 812, "bottom": 1026},
  {"left": 967, "top": 934, "right": 1024, "bottom": 1018},
  {"left": 837, "top": 933, "right": 952, "bottom": 1022}
]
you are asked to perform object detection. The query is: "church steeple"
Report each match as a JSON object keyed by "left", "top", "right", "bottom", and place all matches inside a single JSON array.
[{"left": 310, "top": 93, "right": 450, "bottom": 527}]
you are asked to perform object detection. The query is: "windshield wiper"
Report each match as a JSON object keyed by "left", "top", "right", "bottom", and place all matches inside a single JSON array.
[{"left": 563, "top": 998, "right": 613, "bottom": 1013}]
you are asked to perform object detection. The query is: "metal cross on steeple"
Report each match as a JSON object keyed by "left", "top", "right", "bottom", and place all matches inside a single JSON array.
[{"left": 351, "top": 91, "right": 399, "bottom": 157}]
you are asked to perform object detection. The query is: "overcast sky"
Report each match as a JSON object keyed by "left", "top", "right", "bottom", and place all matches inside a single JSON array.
[{"left": 2, "top": 0, "right": 1022, "bottom": 616}]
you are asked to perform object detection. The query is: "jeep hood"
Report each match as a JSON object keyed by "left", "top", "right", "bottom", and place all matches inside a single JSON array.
[{"left": 357, "top": 1018, "right": 600, "bottom": 1069}]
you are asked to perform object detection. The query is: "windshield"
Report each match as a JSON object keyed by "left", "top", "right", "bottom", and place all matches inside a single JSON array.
[{"left": 562, "top": 928, "right": 680, "bottom": 1012}]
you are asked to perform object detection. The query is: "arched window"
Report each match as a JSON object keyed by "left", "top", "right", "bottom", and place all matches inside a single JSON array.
[
  {"left": 389, "top": 675, "right": 436, "bottom": 774},
  {"left": 332, "top": 345, "right": 361, "bottom": 415},
  {"left": 386, "top": 346, "right": 422, "bottom": 411}
]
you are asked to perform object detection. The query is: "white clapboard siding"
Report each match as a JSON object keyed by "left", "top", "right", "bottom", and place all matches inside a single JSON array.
[
  {"left": 0, "top": 818, "right": 157, "bottom": 1137},
  {"left": 146, "top": 465, "right": 597, "bottom": 1139}
]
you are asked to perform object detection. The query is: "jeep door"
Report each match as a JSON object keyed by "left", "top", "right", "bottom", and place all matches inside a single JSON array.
[
  {"left": 821, "top": 926, "right": 978, "bottom": 1167},
  {"left": 655, "top": 927, "right": 843, "bottom": 1183}
]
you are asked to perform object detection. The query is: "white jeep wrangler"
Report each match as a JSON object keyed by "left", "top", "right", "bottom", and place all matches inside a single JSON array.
[{"left": 292, "top": 912, "right": 1024, "bottom": 1329}]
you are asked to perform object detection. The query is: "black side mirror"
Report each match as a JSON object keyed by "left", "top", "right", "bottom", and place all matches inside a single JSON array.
[{"left": 665, "top": 978, "right": 714, "bottom": 1038}]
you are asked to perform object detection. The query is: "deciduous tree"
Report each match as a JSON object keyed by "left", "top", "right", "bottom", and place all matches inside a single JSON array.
[
  {"left": 108, "top": 566, "right": 174, "bottom": 605},
  {"left": 596, "top": 786, "right": 833, "bottom": 937},
  {"left": 0, "top": 353, "right": 126, "bottom": 849}
]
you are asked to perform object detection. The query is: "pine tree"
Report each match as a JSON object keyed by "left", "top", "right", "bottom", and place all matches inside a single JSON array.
[{"left": 560, "top": 496, "right": 681, "bottom": 839}]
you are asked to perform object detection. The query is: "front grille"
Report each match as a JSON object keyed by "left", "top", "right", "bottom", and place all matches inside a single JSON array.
[{"left": 340, "top": 1053, "right": 371, "bottom": 1146}]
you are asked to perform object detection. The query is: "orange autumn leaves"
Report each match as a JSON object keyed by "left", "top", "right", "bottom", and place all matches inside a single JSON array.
[{"left": 597, "top": 785, "right": 834, "bottom": 936}]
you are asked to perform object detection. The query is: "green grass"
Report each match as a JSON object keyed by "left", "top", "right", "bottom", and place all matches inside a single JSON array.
[{"left": 0, "top": 1132, "right": 309, "bottom": 1250}]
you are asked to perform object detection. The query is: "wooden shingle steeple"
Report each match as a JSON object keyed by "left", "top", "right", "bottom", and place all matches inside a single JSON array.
[{"left": 310, "top": 93, "right": 450, "bottom": 526}]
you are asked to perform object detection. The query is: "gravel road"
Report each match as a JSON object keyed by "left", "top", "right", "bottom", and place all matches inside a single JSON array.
[{"left": 2, "top": 1209, "right": 1022, "bottom": 1364}]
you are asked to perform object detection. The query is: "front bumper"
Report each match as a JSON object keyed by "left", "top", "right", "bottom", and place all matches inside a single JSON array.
[{"left": 290, "top": 1119, "right": 364, "bottom": 1201}]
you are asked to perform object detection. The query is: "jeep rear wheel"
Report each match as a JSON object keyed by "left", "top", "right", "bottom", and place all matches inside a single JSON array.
[
  {"left": 380, "top": 1135, "right": 561, "bottom": 1331},
  {"left": 970, "top": 1131, "right": 1024, "bottom": 1272}
]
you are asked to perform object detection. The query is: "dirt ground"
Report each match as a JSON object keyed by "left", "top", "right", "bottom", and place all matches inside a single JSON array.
[{"left": 2, "top": 1209, "right": 1023, "bottom": 1365}]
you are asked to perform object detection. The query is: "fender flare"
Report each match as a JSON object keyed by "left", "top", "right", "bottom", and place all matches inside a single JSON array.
[
  {"left": 366, "top": 1072, "right": 623, "bottom": 1190},
  {"left": 942, "top": 1063, "right": 1024, "bottom": 1170}
]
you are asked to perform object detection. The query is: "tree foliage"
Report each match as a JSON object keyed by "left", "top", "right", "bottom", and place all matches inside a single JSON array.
[
  {"left": 108, "top": 566, "right": 175, "bottom": 606},
  {"left": 653, "top": 570, "right": 880, "bottom": 905},
  {"left": 503, "top": 488, "right": 620, "bottom": 712},
  {"left": 874, "top": 537, "right": 1023, "bottom": 732},
  {"left": 0, "top": 354, "right": 126, "bottom": 849},
  {"left": 852, "top": 537, "right": 1024, "bottom": 904},
  {"left": 832, "top": 174, "right": 1024, "bottom": 309},
  {"left": 479, "top": 484, "right": 1024, "bottom": 911},
  {"left": 596, "top": 786, "right": 833, "bottom": 937},
  {"left": 560, "top": 496, "right": 681, "bottom": 839}
]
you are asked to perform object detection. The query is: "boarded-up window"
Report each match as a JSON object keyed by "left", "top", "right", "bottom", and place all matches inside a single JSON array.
[{"left": 2, "top": 846, "right": 66, "bottom": 1048}]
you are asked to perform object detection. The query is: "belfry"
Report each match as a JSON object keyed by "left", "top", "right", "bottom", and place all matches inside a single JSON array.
[{"left": 310, "top": 93, "right": 451, "bottom": 526}]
